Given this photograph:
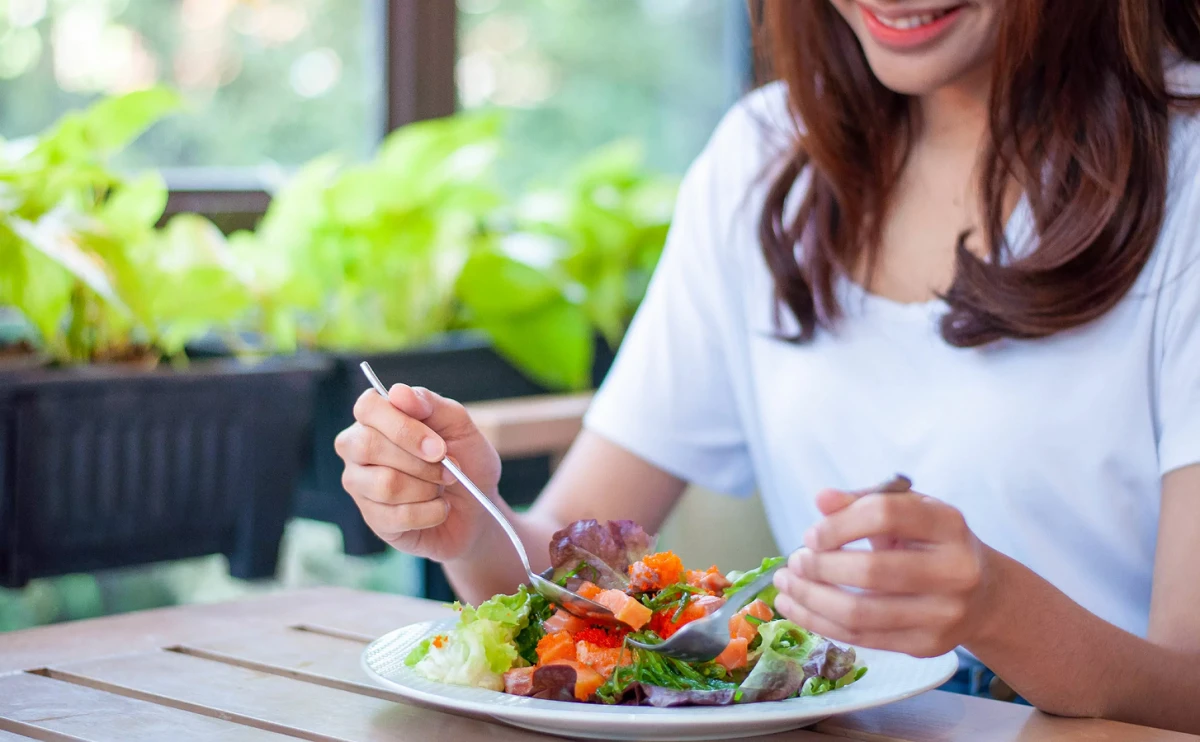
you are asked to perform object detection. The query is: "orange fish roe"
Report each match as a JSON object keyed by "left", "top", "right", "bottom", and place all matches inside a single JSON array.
[
  {"left": 628, "top": 551, "right": 685, "bottom": 592},
  {"left": 573, "top": 626, "right": 626, "bottom": 649}
]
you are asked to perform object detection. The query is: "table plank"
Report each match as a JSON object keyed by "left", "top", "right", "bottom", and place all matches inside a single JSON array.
[
  {"left": 0, "top": 587, "right": 450, "bottom": 674},
  {"left": 178, "top": 627, "right": 387, "bottom": 700},
  {"left": 0, "top": 672, "right": 286, "bottom": 741},
  {"left": 817, "top": 690, "right": 1200, "bottom": 742},
  {"left": 44, "top": 649, "right": 551, "bottom": 742}
]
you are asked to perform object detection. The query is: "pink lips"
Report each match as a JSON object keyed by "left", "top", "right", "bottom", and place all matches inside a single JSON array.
[{"left": 858, "top": 4, "right": 965, "bottom": 50}]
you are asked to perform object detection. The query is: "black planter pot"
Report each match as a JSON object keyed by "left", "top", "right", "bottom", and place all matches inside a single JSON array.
[
  {"left": 294, "top": 332, "right": 614, "bottom": 601},
  {"left": 0, "top": 355, "right": 329, "bottom": 589}
]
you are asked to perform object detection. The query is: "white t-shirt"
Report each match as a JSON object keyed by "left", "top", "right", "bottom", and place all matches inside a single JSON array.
[{"left": 584, "top": 74, "right": 1200, "bottom": 640}]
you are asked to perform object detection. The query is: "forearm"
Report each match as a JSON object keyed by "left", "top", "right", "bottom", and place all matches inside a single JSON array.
[{"left": 969, "top": 548, "right": 1200, "bottom": 734}]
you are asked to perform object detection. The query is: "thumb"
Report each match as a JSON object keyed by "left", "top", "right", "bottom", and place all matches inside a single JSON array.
[{"left": 814, "top": 488, "right": 856, "bottom": 516}]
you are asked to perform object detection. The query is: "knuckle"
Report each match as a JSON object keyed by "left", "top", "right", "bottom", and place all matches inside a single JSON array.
[
  {"left": 861, "top": 558, "right": 888, "bottom": 587},
  {"left": 958, "top": 558, "right": 983, "bottom": 591},
  {"left": 867, "top": 497, "right": 900, "bottom": 530},
  {"left": 943, "top": 601, "right": 968, "bottom": 626},
  {"left": 333, "top": 427, "right": 353, "bottom": 457},
  {"left": 947, "top": 508, "right": 968, "bottom": 535},
  {"left": 340, "top": 467, "right": 357, "bottom": 495},
  {"left": 842, "top": 598, "right": 870, "bottom": 628},
  {"left": 379, "top": 468, "right": 407, "bottom": 496},
  {"left": 352, "top": 390, "right": 377, "bottom": 421}
]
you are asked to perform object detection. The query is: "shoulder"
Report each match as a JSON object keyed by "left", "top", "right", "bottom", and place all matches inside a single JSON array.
[
  {"left": 697, "top": 81, "right": 798, "bottom": 186},
  {"left": 673, "top": 82, "right": 799, "bottom": 254}
]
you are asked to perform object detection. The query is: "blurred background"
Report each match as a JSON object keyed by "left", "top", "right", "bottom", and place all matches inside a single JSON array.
[{"left": 0, "top": 0, "right": 773, "bottom": 632}]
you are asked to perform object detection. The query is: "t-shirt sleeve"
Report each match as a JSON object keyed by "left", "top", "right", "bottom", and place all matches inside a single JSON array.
[
  {"left": 582, "top": 94, "right": 784, "bottom": 497},
  {"left": 1155, "top": 120, "right": 1200, "bottom": 476}
]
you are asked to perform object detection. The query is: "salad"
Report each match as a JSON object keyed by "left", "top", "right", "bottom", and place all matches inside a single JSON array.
[{"left": 404, "top": 519, "right": 866, "bottom": 707}]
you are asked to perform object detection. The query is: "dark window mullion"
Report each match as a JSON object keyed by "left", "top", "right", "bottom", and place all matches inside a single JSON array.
[{"left": 385, "top": 0, "right": 458, "bottom": 130}]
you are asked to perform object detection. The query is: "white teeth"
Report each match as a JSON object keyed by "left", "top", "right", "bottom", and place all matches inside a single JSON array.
[{"left": 874, "top": 9, "right": 950, "bottom": 30}]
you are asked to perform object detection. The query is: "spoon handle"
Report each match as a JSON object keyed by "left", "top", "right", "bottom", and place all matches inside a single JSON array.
[{"left": 359, "top": 362, "right": 534, "bottom": 576}]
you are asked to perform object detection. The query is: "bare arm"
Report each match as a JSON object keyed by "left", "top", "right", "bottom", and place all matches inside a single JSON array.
[
  {"left": 966, "top": 465, "right": 1200, "bottom": 731},
  {"left": 775, "top": 465, "right": 1200, "bottom": 734},
  {"left": 443, "top": 429, "right": 687, "bottom": 605}
]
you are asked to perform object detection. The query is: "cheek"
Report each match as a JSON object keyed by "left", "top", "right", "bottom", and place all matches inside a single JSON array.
[{"left": 826, "top": 0, "right": 858, "bottom": 29}]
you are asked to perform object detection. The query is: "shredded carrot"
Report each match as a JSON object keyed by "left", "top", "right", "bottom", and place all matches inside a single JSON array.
[{"left": 432, "top": 634, "right": 449, "bottom": 649}]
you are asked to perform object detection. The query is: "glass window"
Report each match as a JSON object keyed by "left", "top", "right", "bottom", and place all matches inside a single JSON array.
[
  {"left": 457, "top": 0, "right": 748, "bottom": 187},
  {"left": 0, "top": 0, "right": 386, "bottom": 174}
]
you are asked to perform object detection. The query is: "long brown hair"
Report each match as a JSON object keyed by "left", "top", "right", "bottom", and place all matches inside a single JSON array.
[{"left": 754, "top": 1, "right": 1200, "bottom": 346}]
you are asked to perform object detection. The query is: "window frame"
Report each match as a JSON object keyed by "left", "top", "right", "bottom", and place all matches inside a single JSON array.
[
  {"left": 161, "top": 0, "right": 458, "bottom": 230},
  {"left": 160, "top": 0, "right": 755, "bottom": 233}
]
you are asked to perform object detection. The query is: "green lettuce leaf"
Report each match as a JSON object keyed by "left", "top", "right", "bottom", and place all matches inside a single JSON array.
[
  {"left": 724, "top": 556, "right": 786, "bottom": 609},
  {"left": 406, "top": 586, "right": 539, "bottom": 691}
]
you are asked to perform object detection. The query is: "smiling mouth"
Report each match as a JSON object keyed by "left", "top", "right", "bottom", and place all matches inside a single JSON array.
[{"left": 869, "top": 7, "right": 958, "bottom": 30}]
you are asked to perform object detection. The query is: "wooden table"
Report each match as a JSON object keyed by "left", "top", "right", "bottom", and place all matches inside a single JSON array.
[{"left": 0, "top": 588, "right": 1192, "bottom": 741}]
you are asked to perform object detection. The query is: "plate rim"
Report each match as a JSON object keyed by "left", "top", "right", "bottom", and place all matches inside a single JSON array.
[{"left": 360, "top": 618, "right": 960, "bottom": 729}]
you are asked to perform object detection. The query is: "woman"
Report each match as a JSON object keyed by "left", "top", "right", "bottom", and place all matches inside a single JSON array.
[{"left": 336, "top": 1, "right": 1200, "bottom": 732}]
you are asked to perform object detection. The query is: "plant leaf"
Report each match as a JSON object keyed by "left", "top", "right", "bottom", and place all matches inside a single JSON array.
[{"left": 476, "top": 300, "right": 593, "bottom": 390}]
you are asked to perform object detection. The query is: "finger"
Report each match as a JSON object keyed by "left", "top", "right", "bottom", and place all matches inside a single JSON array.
[
  {"left": 791, "top": 547, "right": 978, "bottom": 594},
  {"left": 815, "top": 490, "right": 898, "bottom": 550},
  {"left": 335, "top": 424, "right": 454, "bottom": 485},
  {"left": 773, "top": 592, "right": 948, "bottom": 657},
  {"left": 774, "top": 569, "right": 953, "bottom": 631},
  {"left": 342, "top": 464, "right": 443, "bottom": 506},
  {"left": 408, "top": 386, "right": 477, "bottom": 440},
  {"left": 386, "top": 383, "right": 435, "bottom": 420},
  {"left": 356, "top": 496, "right": 451, "bottom": 539},
  {"left": 815, "top": 488, "right": 856, "bottom": 516},
  {"left": 353, "top": 389, "right": 445, "bottom": 462},
  {"left": 804, "top": 494, "right": 965, "bottom": 551}
]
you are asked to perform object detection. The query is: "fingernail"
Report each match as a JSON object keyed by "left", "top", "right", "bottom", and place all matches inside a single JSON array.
[
  {"left": 773, "top": 570, "right": 789, "bottom": 591},
  {"left": 420, "top": 437, "right": 444, "bottom": 461},
  {"left": 442, "top": 466, "right": 457, "bottom": 485},
  {"left": 788, "top": 550, "right": 804, "bottom": 574}
]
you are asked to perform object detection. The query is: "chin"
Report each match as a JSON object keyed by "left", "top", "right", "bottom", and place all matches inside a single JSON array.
[{"left": 828, "top": 0, "right": 999, "bottom": 96}]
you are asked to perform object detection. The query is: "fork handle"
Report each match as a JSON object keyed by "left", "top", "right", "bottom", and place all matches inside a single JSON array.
[{"left": 711, "top": 563, "right": 785, "bottom": 624}]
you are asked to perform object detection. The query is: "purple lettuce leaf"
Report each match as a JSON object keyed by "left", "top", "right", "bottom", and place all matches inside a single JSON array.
[
  {"left": 803, "top": 640, "right": 857, "bottom": 681},
  {"left": 547, "top": 519, "right": 654, "bottom": 589},
  {"left": 616, "top": 683, "right": 737, "bottom": 707},
  {"left": 735, "top": 647, "right": 808, "bottom": 703},
  {"left": 530, "top": 664, "right": 580, "bottom": 702}
]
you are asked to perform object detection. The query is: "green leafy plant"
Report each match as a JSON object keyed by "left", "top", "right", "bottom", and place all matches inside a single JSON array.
[
  {"left": 515, "top": 140, "right": 677, "bottom": 348},
  {"left": 456, "top": 238, "right": 593, "bottom": 390},
  {"left": 238, "top": 112, "right": 508, "bottom": 354},
  {"left": 0, "top": 88, "right": 252, "bottom": 364}
]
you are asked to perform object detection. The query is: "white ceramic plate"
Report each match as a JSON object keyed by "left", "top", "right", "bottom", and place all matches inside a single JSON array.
[{"left": 362, "top": 618, "right": 959, "bottom": 741}]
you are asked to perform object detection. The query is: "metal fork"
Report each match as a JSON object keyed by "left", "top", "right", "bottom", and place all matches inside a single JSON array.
[
  {"left": 625, "top": 473, "right": 913, "bottom": 662},
  {"left": 359, "top": 362, "right": 621, "bottom": 625}
]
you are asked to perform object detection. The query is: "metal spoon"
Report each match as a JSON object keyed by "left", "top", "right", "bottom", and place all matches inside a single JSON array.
[
  {"left": 359, "top": 362, "right": 620, "bottom": 626},
  {"left": 625, "top": 473, "right": 913, "bottom": 662}
]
